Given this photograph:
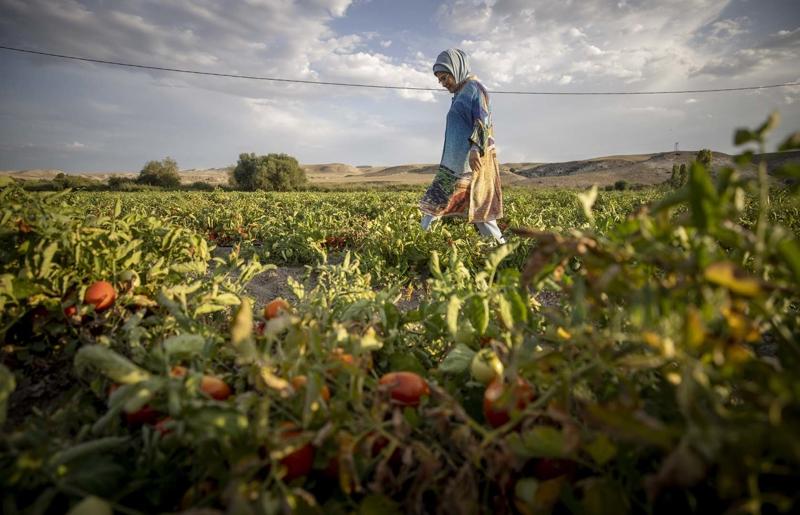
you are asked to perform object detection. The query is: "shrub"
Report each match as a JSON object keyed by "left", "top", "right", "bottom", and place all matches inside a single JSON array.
[
  {"left": 230, "top": 153, "right": 306, "bottom": 191},
  {"left": 137, "top": 157, "right": 181, "bottom": 188},
  {"left": 108, "top": 176, "right": 136, "bottom": 190},
  {"left": 187, "top": 181, "right": 215, "bottom": 191},
  {"left": 697, "top": 148, "right": 713, "bottom": 167},
  {"left": 613, "top": 180, "right": 629, "bottom": 191}
]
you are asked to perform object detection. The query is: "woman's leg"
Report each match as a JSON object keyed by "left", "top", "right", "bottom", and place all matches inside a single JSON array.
[
  {"left": 474, "top": 220, "right": 506, "bottom": 244},
  {"left": 421, "top": 214, "right": 439, "bottom": 230}
]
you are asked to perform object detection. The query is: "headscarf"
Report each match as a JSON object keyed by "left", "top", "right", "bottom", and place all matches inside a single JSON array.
[{"left": 432, "top": 48, "right": 471, "bottom": 85}]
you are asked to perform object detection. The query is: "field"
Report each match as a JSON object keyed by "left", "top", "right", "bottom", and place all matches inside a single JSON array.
[{"left": 2, "top": 145, "right": 800, "bottom": 514}]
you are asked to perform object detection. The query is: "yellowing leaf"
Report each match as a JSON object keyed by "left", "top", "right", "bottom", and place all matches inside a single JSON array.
[{"left": 704, "top": 261, "right": 761, "bottom": 297}]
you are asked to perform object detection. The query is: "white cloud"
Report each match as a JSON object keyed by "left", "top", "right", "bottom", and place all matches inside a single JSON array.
[
  {"left": 435, "top": 0, "right": 731, "bottom": 89},
  {"left": 707, "top": 17, "right": 749, "bottom": 43},
  {"left": 685, "top": 98, "right": 698, "bottom": 104},
  {"left": 0, "top": 0, "right": 438, "bottom": 103}
]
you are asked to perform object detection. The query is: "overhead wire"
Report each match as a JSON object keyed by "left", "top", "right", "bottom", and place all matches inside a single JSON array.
[{"left": 2, "top": 44, "right": 799, "bottom": 96}]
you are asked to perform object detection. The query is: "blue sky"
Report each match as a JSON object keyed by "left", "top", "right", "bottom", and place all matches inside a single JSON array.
[{"left": 0, "top": 0, "right": 798, "bottom": 172}]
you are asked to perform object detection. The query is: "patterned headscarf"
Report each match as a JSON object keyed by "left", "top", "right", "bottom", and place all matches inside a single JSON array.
[{"left": 432, "top": 48, "right": 471, "bottom": 84}]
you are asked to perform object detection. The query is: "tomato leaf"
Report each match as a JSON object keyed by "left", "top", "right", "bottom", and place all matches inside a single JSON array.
[{"left": 439, "top": 343, "right": 476, "bottom": 374}]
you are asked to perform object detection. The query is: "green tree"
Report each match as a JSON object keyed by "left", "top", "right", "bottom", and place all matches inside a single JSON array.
[
  {"left": 137, "top": 157, "right": 181, "bottom": 188},
  {"left": 669, "top": 164, "right": 680, "bottom": 187},
  {"left": 679, "top": 163, "right": 688, "bottom": 187},
  {"left": 697, "top": 148, "right": 713, "bottom": 168},
  {"left": 230, "top": 153, "right": 306, "bottom": 191}
]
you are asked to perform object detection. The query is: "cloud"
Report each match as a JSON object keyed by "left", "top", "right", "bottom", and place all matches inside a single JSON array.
[
  {"left": 434, "top": 0, "right": 731, "bottom": 89},
  {"left": 706, "top": 17, "right": 750, "bottom": 44},
  {"left": 0, "top": 0, "right": 438, "bottom": 102},
  {"left": 693, "top": 26, "right": 800, "bottom": 78}
]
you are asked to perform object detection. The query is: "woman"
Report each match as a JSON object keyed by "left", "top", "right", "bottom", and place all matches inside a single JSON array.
[{"left": 419, "top": 48, "right": 505, "bottom": 244}]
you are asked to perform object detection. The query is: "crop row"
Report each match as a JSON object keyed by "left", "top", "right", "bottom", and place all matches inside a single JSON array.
[{"left": 2, "top": 125, "right": 800, "bottom": 514}]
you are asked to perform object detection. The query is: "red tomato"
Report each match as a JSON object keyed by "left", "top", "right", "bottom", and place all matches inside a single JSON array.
[
  {"left": 84, "top": 281, "right": 116, "bottom": 311},
  {"left": 278, "top": 425, "right": 315, "bottom": 482},
  {"left": 171, "top": 366, "right": 232, "bottom": 400},
  {"left": 483, "top": 377, "right": 535, "bottom": 428},
  {"left": 200, "top": 375, "right": 231, "bottom": 400},
  {"left": 124, "top": 404, "right": 160, "bottom": 426},
  {"left": 378, "top": 371, "right": 430, "bottom": 407},
  {"left": 264, "top": 298, "right": 290, "bottom": 319}
]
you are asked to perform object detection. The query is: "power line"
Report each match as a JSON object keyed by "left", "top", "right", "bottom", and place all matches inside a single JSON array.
[{"left": 2, "top": 44, "right": 799, "bottom": 96}]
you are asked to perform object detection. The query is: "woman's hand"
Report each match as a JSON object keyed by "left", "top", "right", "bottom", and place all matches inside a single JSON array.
[{"left": 469, "top": 149, "right": 481, "bottom": 172}]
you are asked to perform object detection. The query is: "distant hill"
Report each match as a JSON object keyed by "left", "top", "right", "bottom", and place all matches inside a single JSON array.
[{"left": 2, "top": 150, "right": 797, "bottom": 188}]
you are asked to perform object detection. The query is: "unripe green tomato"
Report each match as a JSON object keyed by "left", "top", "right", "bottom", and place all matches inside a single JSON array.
[
  {"left": 471, "top": 349, "right": 503, "bottom": 384},
  {"left": 119, "top": 270, "right": 140, "bottom": 288}
]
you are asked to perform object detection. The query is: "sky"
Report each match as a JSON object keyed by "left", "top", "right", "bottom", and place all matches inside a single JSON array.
[{"left": 0, "top": 0, "right": 799, "bottom": 172}]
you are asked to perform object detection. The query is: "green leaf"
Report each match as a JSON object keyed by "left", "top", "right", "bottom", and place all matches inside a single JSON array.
[
  {"left": 0, "top": 364, "right": 16, "bottom": 426},
  {"left": 497, "top": 295, "right": 514, "bottom": 329},
  {"left": 446, "top": 295, "right": 461, "bottom": 337},
  {"left": 585, "top": 434, "right": 617, "bottom": 465},
  {"left": 439, "top": 343, "right": 476, "bottom": 374},
  {"left": 163, "top": 333, "right": 206, "bottom": 358},
  {"left": 778, "top": 131, "right": 800, "bottom": 151},
  {"left": 755, "top": 111, "right": 780, "bottom": 138},
  {"left": 74, "top": 346, "right": 150, "bottom": 384},
  {"left": 51, "top": 437, "right": 129, "bottom": 467},
  {"left": 359, "top": 494, "right": 402, "bottom": 515},
  {"left": 388, "top": 352, "right": 426, "bottom": 375},
  {"left": 485, "top": 242, "right": 514, "bottom": 275},
  {"left": 508, "top": 289, "right": 529, "bottom": 323},
  {"left": 733, "top": 128, "right": 757, "bottom": 146},
  {"left": 13, "top": 276, "right": 40, "bottom": 298},
  {"left": 688, "top": 162, "right": 718, "bottom": 232},
  {"left": 468, "top": 296, "right": 489, "bottom": 335},
  {"left": 38, "top": 242, "right": 58, "bottom": 278},
  {"left": 777, "top": 237, "right": 800, "bottom": 283},
  {"left": 507, "top": 426, "right": 567, "bottom": 458}
]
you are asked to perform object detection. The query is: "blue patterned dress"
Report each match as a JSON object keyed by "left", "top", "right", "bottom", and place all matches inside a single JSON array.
[{"left": 419, "top": 78, "right": 503, "bottom": 223}]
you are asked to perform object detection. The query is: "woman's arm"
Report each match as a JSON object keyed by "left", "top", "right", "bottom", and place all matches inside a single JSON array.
[{"left": 468, "top": 84, "right": 491, "bottom": 171}]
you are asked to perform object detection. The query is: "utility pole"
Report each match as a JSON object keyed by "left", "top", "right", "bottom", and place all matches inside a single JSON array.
[{"left": 674, "top": 142, "right": 679, "bottom": 153}]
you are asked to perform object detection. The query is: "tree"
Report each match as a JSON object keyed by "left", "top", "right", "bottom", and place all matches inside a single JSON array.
[
  {"left": 669, "top": 164, "right": 680, "bottom": 187},
  {"left": 679, "top": 163, "right": 688, "bottom": 187},
  {"left": 697, "top": 149, "right": 713, "bottom": 168},
  {"left": 137, "top": 157, "right": 181, "bottom": 188},
  {"left": 230, "top": 153, "right": 306, "bottom": 191}
]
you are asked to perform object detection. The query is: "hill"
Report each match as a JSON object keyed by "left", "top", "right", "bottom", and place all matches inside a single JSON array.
[{"left": 2, "top": 150, "right": 797, "bottom": 188}]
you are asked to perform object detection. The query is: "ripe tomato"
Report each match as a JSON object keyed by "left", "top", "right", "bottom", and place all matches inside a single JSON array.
[
  {"left": 291, "top": 375, "right": 331, "bottom": 402},
  {"left": 264, "top": 298, "right": 290, "bottom": 319},
  {"left": 278, "top": 425, "right": 315, "bottom": 482},
  {"left": 483, "top": 377, "right": 535, "bottom": 428},
  {"left": 378, "top": 371, "right": 430, "bottom": 407},
  {"left": 84, "top": 281, "right": 116, "bottom": 311},
  {"left": 200, "top": 375, "right": 231, "bottom": 400},
  {"left": 124, "top": 404, "right": 160, "bottom": 426},
  {"left": 171, "top": 366, "right": 232, "bottom": 400}
]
